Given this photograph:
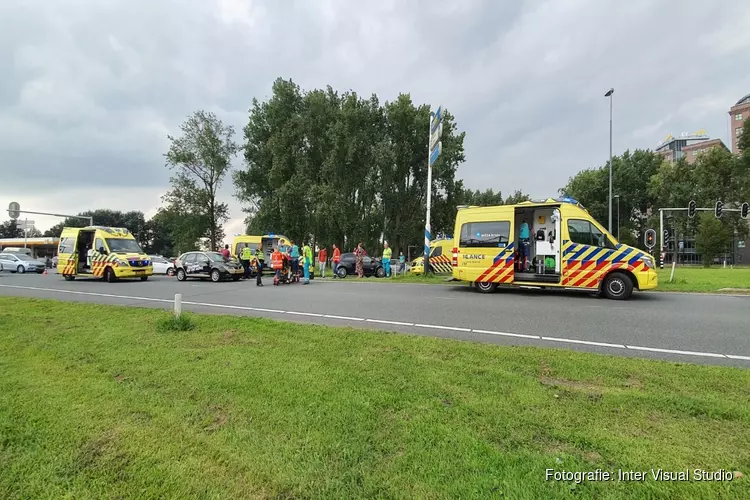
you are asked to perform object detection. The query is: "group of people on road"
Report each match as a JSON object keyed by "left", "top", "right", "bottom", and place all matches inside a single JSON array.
[{"left": 222, "top": 239, "right": 406, "bottom": 287}]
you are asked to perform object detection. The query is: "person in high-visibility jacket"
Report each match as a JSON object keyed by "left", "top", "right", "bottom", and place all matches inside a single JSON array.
[
  {"left": 271, "top": 247, "right": 283, "bottom": 285},
  {"left": 240, "top": 244, "right": 253, "bottom": 279},
  {"left": 382, "top": 242, "right": 392, "bottom": 277},
  {"left": 331, "top": 244, "right": 341, "bottom": 278},
  {"left": 255, "top": 248, "right": 265, "bottom": 275},
  {"left": 302, "top": 241, "right": 312, "bottom": 284}
]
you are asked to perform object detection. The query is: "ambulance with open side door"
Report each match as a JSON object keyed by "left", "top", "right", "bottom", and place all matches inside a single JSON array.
[
  {"left": 57, "top": 226, "right": 153, "bottom": 282},
  {"left": 410, "top": 238, "right": 454, "bottom": 275},
  {"left": 451, "top": 197, "right": 658, "bottom": 300}
]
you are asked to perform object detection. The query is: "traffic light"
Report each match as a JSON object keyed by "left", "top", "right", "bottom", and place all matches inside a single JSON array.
[
  {"left": 742, "top": 202, "right": 749, "bottom": 219},
  {"left": 715, "top": 200, "right": 723, "bottom": 218},
  {"left": 645, "top": 229, "right": 655, "bottom": 248},
  {"left": 688, "top": 200, "right": 696, "bottom": 218}
]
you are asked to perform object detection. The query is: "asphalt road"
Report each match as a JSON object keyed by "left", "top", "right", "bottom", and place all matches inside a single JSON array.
[{"left": 1, "top": 271, "right": 749, "bottom": 367}]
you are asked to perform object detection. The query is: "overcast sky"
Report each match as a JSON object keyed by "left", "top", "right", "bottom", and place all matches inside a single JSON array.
[{"left": 2, "top": 0, "right": 749, "bottom": 235}]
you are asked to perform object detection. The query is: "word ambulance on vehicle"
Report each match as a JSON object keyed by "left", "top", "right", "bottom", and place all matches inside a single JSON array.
[
  {"left": 451, "top": 197, "right": 658, "bottom": 300},
  {"left": 410, "top": 238, "right": 454, "bottom": 275},
  {"left": 57, "top": 226, "right": 153, "bottom": 282}
]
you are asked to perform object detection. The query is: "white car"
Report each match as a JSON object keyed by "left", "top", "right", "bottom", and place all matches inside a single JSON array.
[
  {"left": 150, "top": 255, "right": 175, "bottom": 276},
  {"left": 0, "top": 253, "right": 45, "bottom": 273}
]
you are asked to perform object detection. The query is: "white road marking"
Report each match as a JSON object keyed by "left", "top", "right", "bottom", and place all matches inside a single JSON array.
[
  {"left": 324, "top": 314, "right": 365, "bottom": 321},
  {"left": 541, "top": 337, "right": 626, "bottom": 349},
  {"left": 471, "top": 329, "right": 539, "bottom": 340},
  {"left": 626, "top": 345, "right": 726, "bottom": 358},
  {"left": 414, "top": 323, "right": 471, "bottom": 332},
  {"left": 286, "top": 311, "right": 323, "bottom": 317},
  {"left": 0, "top": 283, "right": 747, "bottom": 362},
  {"left": 366, "top": 319, "right": 414, "bottom": 326}
]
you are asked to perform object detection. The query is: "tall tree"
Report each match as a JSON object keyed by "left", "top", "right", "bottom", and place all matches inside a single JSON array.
[
  {"left": 0, "top": 220, "right": 23, "bottom": 238},
  {"left": 165, "top": 110, "right": 238, "bottom": 251},
  {"left": 695, "top": 212, "right": 733, "bottom": 267}
]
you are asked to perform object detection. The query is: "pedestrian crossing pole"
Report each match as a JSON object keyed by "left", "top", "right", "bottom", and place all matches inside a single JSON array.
[{"left": 425, "top": 106, "right": 443, "bottom": 275}]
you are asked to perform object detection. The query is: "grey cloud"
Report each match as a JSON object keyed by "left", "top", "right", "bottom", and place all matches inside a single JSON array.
[{"left": 1, "top": 0, "right": 749, "bottom": 233}]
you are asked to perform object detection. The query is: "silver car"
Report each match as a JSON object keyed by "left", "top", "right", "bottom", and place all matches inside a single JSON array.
[{"left": 0, "top": 253, "right": 46, "bottom": 273}]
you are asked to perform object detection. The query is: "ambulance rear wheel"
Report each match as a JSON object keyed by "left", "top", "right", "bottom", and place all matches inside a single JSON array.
[
  {"left": 602, "top": 272, "right": 633, "bottom": 300},
  {"left": 63, "top": 275, "right": 75, "bottom": 281},
  {"left": 475, "top": 281, "right": 497, "bottom": 293}
]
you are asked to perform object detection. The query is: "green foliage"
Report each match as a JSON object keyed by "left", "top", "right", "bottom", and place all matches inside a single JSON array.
[
  {"left": 156, "top": 313, "right": 197, "bottom": 332},
  {"left": 695, "top": 212, "right": 734, "bottom": 267},
  {"left": 738, "top": 119, "right": 750, "bottom": 153},
  {"left": 0, "top": 220, "right": 23, "bottom": 238},
  {"left": 42, "top": 209, "right": 148, "bottom": 245},
  {"left": 165, "top": 110, "right": 239, "bottom": 251},
  {"left": 234, "top": 78, "right": 467, "bottom": 255}
]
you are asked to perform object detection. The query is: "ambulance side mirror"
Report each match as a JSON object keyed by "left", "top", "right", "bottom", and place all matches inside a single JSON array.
[{"left": 99, "top": 247, "right": 107, "bottom": 255}]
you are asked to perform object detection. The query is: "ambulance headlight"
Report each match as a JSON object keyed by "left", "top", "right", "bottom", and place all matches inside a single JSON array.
[
  {"left": 116, "top": 259, "right": 130, "bottom": 266},
  {"left": 639, "top": 256, "right": 654, "bottom": 269}
]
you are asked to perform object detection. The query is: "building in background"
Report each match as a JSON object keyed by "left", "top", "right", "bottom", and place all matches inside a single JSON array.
[
  {"left": 654, "top": 130, "right": 711, "bottom": 162},
  {"left": 681, "top": 138, "right": 729, "bottom": 164},
  {"left": 729, "top": 94, "right": 749, "bottom": 153}
]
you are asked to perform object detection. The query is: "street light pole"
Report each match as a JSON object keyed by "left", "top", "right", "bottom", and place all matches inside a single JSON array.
[{"left": 605, "top": 88, "right": 614, "bottom": 234}]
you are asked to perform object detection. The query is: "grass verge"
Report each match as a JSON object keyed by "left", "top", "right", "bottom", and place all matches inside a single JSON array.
[
  {"left": 1, "top": 297, "right": 748, "bottom": 499},
  {"left": 656, "top": 267, "right": 750, "bottom": 293}
]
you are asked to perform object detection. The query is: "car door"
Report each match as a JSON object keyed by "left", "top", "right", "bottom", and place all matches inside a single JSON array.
[
  {"left": 196, "top": 253, "right": 212, "bottom": 277},
  {"left": 0, "top": 254, "right": 13, "bottom": 272},
  {"left": 457, "top": 219, "right": 513, "bottom": 285},
  {"left": 57, "top": 234, "right": 78, "bottom": 275},
  {"left": 562, "top": 218, "right": 614, "bottom": 288},
  {"left": 183, "top": 253, "right": 200, "bottom": 277}
]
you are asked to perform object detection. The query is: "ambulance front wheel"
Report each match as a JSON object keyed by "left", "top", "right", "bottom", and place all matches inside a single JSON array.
[
  {"left": 104, "top": 267, "right": 117, "bottom": 283},
  {"left": 475, "top": 281, "right": 497, "bottom": 293},
  {"left": 602, "top": 272, "right": 633, "bottom": 300},
  {"left": 63, "top": 275, "right": 75, "bottom": 281}
]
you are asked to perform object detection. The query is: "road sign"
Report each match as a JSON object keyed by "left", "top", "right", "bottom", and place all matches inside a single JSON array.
[
  {"left": 742, "top": 202, "right": 749, "bottom": 219},
  {"left": 688, "top": 200, "right": 696, "bottom": 218},
  {"left": 18, "top": 220, "right": 35, "bottom": 227},
  {"left": 430, "top": 122, "right": 443, "bottom": 151},
  {"left": 8, "top": 202, "right": 20, "bottom": 219},
  {"left": 429, "top": 141, "right": 442, "bottom": 166},
  {"left": 430, "top": 106, "right": 442, "bottom": 134},
  {"left": 644, "top": 229, "right": 656, "bottom": 249},
  {"left": 715, "top": 200, "right": 723, "bottom": 218}
]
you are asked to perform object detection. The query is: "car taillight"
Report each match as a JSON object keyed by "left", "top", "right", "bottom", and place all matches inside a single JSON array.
[{"left": 452, "top": 247, "right": 458, "bottom": 267}]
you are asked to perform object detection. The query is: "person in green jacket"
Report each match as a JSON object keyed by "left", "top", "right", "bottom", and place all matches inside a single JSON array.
[
  {"left": 382, "top": 242, "right": 392, "bottom": 277},
  {"left": 240, "top": 244, "right": 253, "bottom": 279},
  {"left": 302, "top": 241, "right": 313, "bottom": 284}
]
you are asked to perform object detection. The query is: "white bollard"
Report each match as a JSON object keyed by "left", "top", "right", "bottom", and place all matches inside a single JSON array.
[
  {"left": 174, "top": 293, "right": 182, "bottom": 317},
  {"left": 669, "top": 261, "right": 676, "bottom": 283}
]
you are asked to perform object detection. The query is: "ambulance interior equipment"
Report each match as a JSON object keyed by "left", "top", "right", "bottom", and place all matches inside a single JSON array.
[{"left": 514, "top": 206, "right": 561, "bottom": 283}]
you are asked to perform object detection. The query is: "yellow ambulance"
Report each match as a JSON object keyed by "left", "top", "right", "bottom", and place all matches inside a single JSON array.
[
  {"left": 57, "top": 226, "right": 153, "bottom": 282},
  {"left": 451, "top": 197, "right": 657, "bottom": 300},
  {"left": 232, "top": 234, "right": 292, "bottom": 261},
  {"left": 410, "top": 238, "right": 454, "bottom": 274}
]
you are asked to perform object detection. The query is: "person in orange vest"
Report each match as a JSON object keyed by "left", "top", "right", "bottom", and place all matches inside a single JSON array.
[
  {"left": 331, "top": 243, "right": 341, "bottom": 278},
  {"left": 271, "top": 246, "right": 283, "bottom": 286},
  {"left": 317, "top": 245, "right": 327, "bottom": 278}
]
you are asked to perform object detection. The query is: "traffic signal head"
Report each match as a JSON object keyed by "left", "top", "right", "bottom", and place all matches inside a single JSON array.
[
  {"left": 645, "top": 229, "right": 655, "bottom": 248},
  {"left": 742, "top": 202, "right": 749, "bottom": 219},
  {"left": 688, "top": 200, "right": 696, "bottom": 218},
  {"left": 715, "top": 200, "right": 723, "bottom": 218}
]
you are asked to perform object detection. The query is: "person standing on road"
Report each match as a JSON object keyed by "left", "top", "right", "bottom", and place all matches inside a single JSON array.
[
  {"left": 255, "top": 248, "right": 264, "bottom": 276},
  {"left": 221, "top": 244, "right": 231, "bottom": 259},
  {"left": 354, "top": 242, "right": 364, "bottom": 279},
  {"left": 240, "top": 244, "right": 253, "bottom": 279},
  {"left": 251, "top": 251, "right": 263, "bottom": 287},
  {"left": 399, "top": 251, "right": 405, "bottom": 275},
  {"left": 318, "top": 245, "right": 327, "bottom": 278},
  {"left": 382, "top": 242, "right": 392, "bottom": 277},
  {"left": 302, "top": 241, "right": 312, "bottom": 284},
  {"left": 271, "top": 246, "right": 283, "bottom": 285},
  {"left": 331, "top": 244, "right": 341, "bottom": 278},
  {"left": 290, "top": 241, "right": 300, "bottom": 280}
]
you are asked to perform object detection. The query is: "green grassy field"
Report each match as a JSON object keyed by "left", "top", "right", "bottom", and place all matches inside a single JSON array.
[
  {"left": 1, "top": 298, "right": 748, "bottom": 499},
  {"left": 655, "top": 266, "right": 750, "bottom": 293}
]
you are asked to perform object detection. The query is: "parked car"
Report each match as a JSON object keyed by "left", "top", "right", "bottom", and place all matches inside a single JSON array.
[
  {"left": 149, "top": 255, "right": 176, "bottom": 276},
  {"left": 0, "top": 253, "right": 46, "bottom": 273},
  {"left": 174, "top": 251, "right": 244, "bottom": 282},
  {"left": 335, "top": 252, "right": 386, "bottom": 278}
]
